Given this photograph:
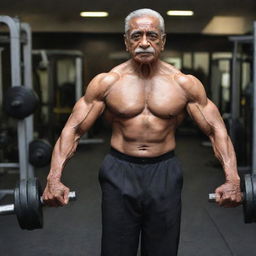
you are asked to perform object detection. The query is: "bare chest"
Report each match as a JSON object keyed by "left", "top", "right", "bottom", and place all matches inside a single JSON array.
[{"left": 105, "top": 78, "right": 187, "bottom": 118}]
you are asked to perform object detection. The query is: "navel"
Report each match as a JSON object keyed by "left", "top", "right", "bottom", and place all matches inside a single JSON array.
[{"left": 138, "top": 144, "right": 149, "bottom": 151}]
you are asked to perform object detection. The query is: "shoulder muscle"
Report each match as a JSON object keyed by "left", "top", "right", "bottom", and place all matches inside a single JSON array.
[
  {"left": 174, "top": 73, "right": 207, "bottom": 106},
  {"left": 84, "top": 72, "right": 120, "bottom": 102}
]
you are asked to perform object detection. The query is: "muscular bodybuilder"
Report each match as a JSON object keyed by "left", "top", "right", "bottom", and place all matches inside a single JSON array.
[{"left": 43, "top": 8, "right": 242, "bottom": 256}]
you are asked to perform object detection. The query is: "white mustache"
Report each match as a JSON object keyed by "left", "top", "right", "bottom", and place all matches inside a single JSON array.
[{"left": 135, "top": 47, "right": 155, "bottom": 54}]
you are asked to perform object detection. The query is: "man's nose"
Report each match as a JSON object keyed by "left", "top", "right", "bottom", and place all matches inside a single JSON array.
[{"left": 139, "top": 35, "right": 150, "bottom": 48}]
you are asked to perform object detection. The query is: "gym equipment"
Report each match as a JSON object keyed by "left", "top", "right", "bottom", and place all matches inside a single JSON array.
[
  {"left": 3, "top": 86, "right": 39, "bottom": 119},
  {"left": 228, "top": 32, "right": 256, "bottom": 172},
  {"left": 0, "top": 16, "right": 35, "bottom": 182},
  {"left": 32, "top": 50, "right": 83, "bottom": 143},
  {"left": 29, "top": 139, "right": 53, "bottom": 167},
  {"left": 209, "top": 23, "right": 256, "bottom": 224},
  {"left": 0, "top": 177, "right": 76, "bottom": 230},
  {"left": 32, "top": 49, "right": 104, "bottom": 146},
  {"left": 209, "top": 174, "right": 256, "bottom": 223}
]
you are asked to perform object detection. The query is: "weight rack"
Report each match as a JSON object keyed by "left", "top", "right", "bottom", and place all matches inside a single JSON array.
[
  {"left": 228, "top": 21, "right": 256, "bottom": 175},
  {"left": 0, "top": 16, "right": 35, "bottom": 200}
]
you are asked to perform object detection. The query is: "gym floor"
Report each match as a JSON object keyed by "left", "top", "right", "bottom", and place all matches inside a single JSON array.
[{"left": 0, "top": 133, "right": 256, "bottom": 256}]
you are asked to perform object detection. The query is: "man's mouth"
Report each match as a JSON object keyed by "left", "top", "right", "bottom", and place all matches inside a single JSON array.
[{"left": 135, "top": 51, "right": 153, "bottom": 55}]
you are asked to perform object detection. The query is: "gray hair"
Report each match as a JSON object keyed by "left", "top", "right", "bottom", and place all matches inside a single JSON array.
[{"left": 125, "top": 8, "right": 165, "bottom": 34}]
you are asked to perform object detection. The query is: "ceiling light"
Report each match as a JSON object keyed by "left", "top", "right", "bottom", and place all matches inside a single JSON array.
[
  {"left": 167, "top": 10, "right": 194, "bottom": 16},
  {"left": 80, "top": 11, "right": 109, "bottom": 17}
]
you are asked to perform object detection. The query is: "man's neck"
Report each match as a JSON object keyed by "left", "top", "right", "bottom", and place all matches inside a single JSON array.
[{"left": 130, "top": 59, "right": 161, "bottom": 78}]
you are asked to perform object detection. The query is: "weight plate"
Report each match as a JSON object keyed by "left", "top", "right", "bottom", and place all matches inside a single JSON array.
[
  {"left": 16, "top": 180, "right": 31, "bottom": 229},
  {"left": 251, "top": 174, "right": 256, "bottom": 222},
  {"left": 3, "top": 86, "right": 39, "bottom": 119},
  {"left": 29, "top": 140, "right": 53, "bottom": 167},
  {"left": 14, "top": 181, "right": 22, "bottom": 226},
  {"left": 243, "top": 174, "right": 254, "bottom": 223},
  {"left": 27, "top": 178, "right": 43, "bottom": 230}
]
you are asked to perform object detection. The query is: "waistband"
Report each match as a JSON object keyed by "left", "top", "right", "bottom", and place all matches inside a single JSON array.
[{"left": 109, "top": 147, "right": 175, "bottom": 164}]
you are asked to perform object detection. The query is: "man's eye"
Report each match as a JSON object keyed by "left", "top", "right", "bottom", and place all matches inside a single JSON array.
[
  {"left": 148, "top": 34, "right": 158, "bottom": 40},
  {"left": 131, "top": 34, "right": 140, "bottom": 40}
]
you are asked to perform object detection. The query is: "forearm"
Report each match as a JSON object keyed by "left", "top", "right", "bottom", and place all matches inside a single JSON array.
[
  {"left": 187, "top": 99, "right": 240, "bottom": 182},
  {"left": 182, "top": 75, "right": 242, "bottom": 206},
  {"left": 209, "top": 132, "right": 240, "bottom": 182},
  {"left": 47, "top": 128, "right": 81, "bottom": 181}
]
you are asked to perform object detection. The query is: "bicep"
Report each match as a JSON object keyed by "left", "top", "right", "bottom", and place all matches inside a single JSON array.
[
  {"left": 178, "top": 74, "right": 226, "bottom": 136},
  {"left": 63, "top": 96, "right": 105, "bottom": 136}
]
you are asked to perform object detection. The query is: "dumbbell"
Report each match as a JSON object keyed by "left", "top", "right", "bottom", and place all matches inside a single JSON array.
[
  {"left": 0, "top": 177, "right": 76, "bottom": 230},
  {"left": 209, "top": 174, "right": 256, "bottom": 223}
]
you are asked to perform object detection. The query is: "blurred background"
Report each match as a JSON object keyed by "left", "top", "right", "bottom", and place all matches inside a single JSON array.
[{"left": 0, "top": 1, "right": 256, "bottom": 255}]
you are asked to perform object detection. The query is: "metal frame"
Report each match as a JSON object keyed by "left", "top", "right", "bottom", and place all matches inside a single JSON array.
[
  {"left": 21, "top": 23, "right": 34, "bottom": 178},
  {"left": 229, "top": 22, "right": 256, "bottom": 173},
  {"left": 210, "top": 57, "right": 232, "bottom": 114},
  {"left": 0, "top": 47, "right": 3, "bottom": 111},
  {"left": 33, "top": 50, "right": 83, "bottom": 100},
  {"left": 253, "top": 22, "right": 256, "bottom": 173},
  {"left": 75, "top": 57, "right": 82, "bottom": 101},
  {"left": 33, "top": 49, "right": 104, "bottom": 145},
  {"left": 231, "top": 41, "right": 240, "bottom": 120},
  {"left": 0, "top": 16, "right": 35, "bottom": 183},
  {"left": 229, "top": 38, "right": 250, "bottom": 142},
  {"left": 0, "top": 47, "right": 3, "bottom": 175}
]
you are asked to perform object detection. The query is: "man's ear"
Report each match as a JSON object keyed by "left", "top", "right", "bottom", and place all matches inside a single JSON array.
[
  {"left": 124, "top": 34, "right": 129, "bottom": 51},
  {"left": 161, "top": 33, "right": 166, "bottom": 51}
]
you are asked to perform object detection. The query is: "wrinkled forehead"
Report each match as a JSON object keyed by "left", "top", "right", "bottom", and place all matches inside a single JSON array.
[{"left": 128, "top": 16, "right": 161, "bottom": 33}]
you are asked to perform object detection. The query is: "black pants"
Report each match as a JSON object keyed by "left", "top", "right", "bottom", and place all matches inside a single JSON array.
[{"left": 98, "top": 147, "right": 183, "bottom": 256}]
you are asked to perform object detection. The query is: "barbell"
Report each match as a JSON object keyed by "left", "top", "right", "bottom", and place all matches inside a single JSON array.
[
  {"left": 0, "top": 177, "right": 76, "bottom": 230},
  {"left": 209, "top": 174, "right": 256, "bottom": 223}
]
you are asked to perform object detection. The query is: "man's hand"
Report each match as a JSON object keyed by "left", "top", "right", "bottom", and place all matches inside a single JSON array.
[
  {"left": 42, "top": 179, "right": 70, "bottom": 207},
  {"left": 215, "top": 180, "right": 243, "bottom": 207}
]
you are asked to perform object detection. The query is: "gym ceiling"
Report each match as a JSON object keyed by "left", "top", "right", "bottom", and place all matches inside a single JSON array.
[{"left": 0, "top": 0, "right": 255, "bottom": 34}]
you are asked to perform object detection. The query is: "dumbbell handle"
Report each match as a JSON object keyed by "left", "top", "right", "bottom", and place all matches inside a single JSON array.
[
  {"left": 0, "top": 204, "right": 14, "bottom": 215},
  {"left": 208, "top": 193, "right": 244, "bottom": 202},
  {"left": 40, "top": 191, "right": 76, "bottom": 204},
  {"left": 0, "top": 191, "right": 76, "bottom": 215}
]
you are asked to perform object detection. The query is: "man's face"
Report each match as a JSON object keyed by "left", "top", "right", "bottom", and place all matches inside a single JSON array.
[{"left": 124, "top": 16, "right": 166, "bottom": 64}]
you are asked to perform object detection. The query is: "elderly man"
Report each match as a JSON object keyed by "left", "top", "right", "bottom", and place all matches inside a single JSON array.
[{"left": 43, "top": 8, "right": 242, "bottom": 256}]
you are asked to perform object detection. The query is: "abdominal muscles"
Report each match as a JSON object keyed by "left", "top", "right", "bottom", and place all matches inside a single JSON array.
[{"left": 109, "top": 109, "right": 178, "bottom": 157}]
